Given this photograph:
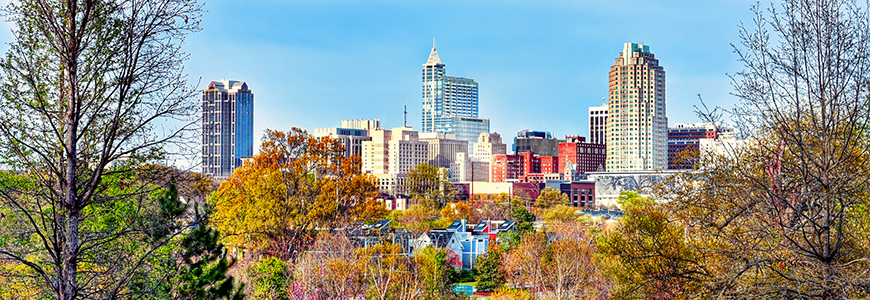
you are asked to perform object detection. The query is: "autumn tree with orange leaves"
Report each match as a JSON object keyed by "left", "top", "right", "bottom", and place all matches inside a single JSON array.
[{"left": 209, "top": 128, "right": 386, "bottom": 259}]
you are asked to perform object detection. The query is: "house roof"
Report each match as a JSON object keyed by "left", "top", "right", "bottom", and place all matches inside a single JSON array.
[{"left": 426, "top": 231, "right": 455, "bottom": 248}]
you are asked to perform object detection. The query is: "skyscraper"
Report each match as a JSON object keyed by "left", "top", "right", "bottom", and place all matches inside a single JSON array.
[
  {"left": 202, "top": 80, "right": 254, "bottom": 179},
  {"left": 421, "top": 40, "right": 487, "bottom": 152},
  {"left": 606, "top": 43, "right": 668, "bottom": 171}
]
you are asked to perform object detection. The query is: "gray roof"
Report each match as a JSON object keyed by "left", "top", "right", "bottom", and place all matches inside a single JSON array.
[{"left": 426, "top": 231, "right": 454, "bottom": 248}]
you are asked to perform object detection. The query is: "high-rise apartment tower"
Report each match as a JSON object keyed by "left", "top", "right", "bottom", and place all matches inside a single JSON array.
[
  {"left": 202, "top": 80, "right": 254, "bottom": 179},
  {"left": 606, "top": 43, "right": 668, "bottom": 171}
]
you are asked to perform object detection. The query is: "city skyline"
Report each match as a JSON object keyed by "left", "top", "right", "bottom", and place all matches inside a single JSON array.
[{"left": 0, "top": 0, "right": 756, "bottom": 152}]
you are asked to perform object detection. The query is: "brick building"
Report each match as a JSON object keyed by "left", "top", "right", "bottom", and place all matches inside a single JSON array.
[
  {"left": 491, "top": 151, "right": 559, "bottom": 183},
  {"left": 559, "top": 136, "right": 606, "bottom": 178}
]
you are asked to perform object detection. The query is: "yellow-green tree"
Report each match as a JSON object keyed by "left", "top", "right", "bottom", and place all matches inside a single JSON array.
[
  {"left": 535, "top": 187, "right": 570, "bottom": 210},
  {"left": 595, "top": 191, "right": 705, "bottom": 299},
  {"left": 209, "top": 128, "right": 386, "bottom": 259}
]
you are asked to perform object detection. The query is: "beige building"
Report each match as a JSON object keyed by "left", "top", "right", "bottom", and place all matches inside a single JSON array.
[
  {"left": 472, "top": 132, "right": 507, "bottom": 162},
  {"left": 362, "top": 126, "right": 429, "bottom": 195},
  {"left": 454, "top": 152, "right": 489, "bottom": 182},
  {"left": 419, "top": 132, "right": 468, "bottom": 172},
  {"left": 313, "top": 127, "right": 371, "bottom": 159},
  {"left": 342, "top": 119, "right": 381, "bottom": 131},
  {"left": 606, "top": 42, "right": 668, "bottom": 171}
]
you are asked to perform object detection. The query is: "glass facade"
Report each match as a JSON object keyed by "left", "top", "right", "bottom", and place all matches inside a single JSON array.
[
  {"left": 441, "top": 116, "right": 490, "bottom": 154},
  {"left": 202, "top": 80, "right": 254, "bottom": 180},
  {"left": 422, "top": 45, "right": 479, "bottom": 134}
]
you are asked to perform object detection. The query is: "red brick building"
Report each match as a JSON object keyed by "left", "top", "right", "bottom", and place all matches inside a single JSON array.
[
  {"left": 560, "top": 181, "right": 596, "bottom": 208},
  {"left": 559, "top": 136, "right": 606, "bottom": 176},
  {"left": 538, "top": 156, "right": 559, "bottom": 174},
  {"left": 491, "top": 151, "right": 560, "bottom": 182},
  {"left": 491, "top": 154, "right": 523, "bottom": 182}
]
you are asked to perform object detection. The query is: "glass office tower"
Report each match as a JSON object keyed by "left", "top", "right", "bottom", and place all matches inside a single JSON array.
[{"left": 422, "top": 41, "right": 482, "bottom": 152}]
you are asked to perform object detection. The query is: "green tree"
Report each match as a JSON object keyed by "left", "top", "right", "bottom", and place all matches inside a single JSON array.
[
  {"left": 0, "top": 0, "right": 203, "bottom": 298},
  {"left": 413, "top": 246, "right": 463, "bottom": 300},
  {"left": 172, "top": 207, "right": 245, "bottom": 300},
  {"left": 596, "top": 191, "right": 703, "bottom": 299},
  {"left": 247, "top": 257, "right": 290, "bottom": 300},
  {"left": 474, "top": 245, "right": 505, "bottom": 292},
  {"left": 534, "top": 187, "right": 570, "bottom": 210},
  {"left": 540, "top": 204, "right": 580, "bottom": 225},
  {"left": 509, "top": 207, "right": 536, "bottom": 233}
]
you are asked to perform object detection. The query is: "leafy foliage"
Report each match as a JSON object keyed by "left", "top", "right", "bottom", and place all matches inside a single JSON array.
[
  {"left": 405, "top": 164, "right": 457, "bottom": 209},
  {"left": 534, "top": 187, "right": 570, "bottom": 210},
  {"left": 474, "top": 244, "right": 505, "bottom": 292},
  {"left": 247, "top": 257, "right": 290, "bottom": 300},
  {"left": 595, "top": 192, "right": 702, "bottom": 299},
  {"left": 172, "top": 207, "right": 245, "bottom": 300},
  {"left": 209, "top": 128, "right": 386, "bottom": 259}
]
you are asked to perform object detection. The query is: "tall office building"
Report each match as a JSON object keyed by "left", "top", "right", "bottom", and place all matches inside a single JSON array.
[
  {"left": 421, "top": 41, "right": 487, "bottom": 152},
  {"left": 589, "top": 102, "right": 608, "bottom": 145},
  {"left": 202, "top": 80, "right": 254, "bottom": 179},
  {"left": 606, "top": 43, "right": 668, "bottom": 171}
]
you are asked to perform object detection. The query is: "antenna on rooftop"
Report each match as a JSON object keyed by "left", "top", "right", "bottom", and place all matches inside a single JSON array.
[{"left": 404, "top": 105, "right": 407, "bottom": 127}]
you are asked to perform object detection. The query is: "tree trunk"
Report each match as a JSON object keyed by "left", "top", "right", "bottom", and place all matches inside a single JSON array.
[{"left": 62, "top": 0, "right": 80, "bottom": 296}]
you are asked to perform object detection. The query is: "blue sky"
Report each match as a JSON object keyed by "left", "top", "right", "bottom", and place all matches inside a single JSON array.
[{"left": 1, "top": 0, "right": 758, "bottom": 152}]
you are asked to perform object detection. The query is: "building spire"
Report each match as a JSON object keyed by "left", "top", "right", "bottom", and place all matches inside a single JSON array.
[{"left": 424, "top": 38, "right": 442, "bottom": 66}]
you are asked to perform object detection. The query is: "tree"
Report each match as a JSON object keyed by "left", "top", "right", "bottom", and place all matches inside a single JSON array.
[
  {"left": 596, "top": 192, "right": 703, "bottom": 299},
  {"left": 510, "top": 207, "right": 536, "bottom": 233},
  {"left": 473, "top": 193, "right": 521, "bottom": 222},
  {"left": 247, "top": 257, "right": 290, "bottom": 300},
  {"left": 172, "top": 206, "right": 245, "bottom": 300},
  {"left": 293, "top": 232, "right": 366, "bottom": 299},
  {"left": 209, "top": 128, "right": 386, "bottom": 259},
  {"left": 358, "top": 242, "right": 424, "bottom": 300},
  {"left": 658, "top": 0, "right": 870, "bottom": 297},
  {"left": 396, "top": 204, "right": 442, "bottom": 234},
  {"left": 413, "top": 246, "right": 463, "bottom": 300},
  {"left": 540, "top": 204, "right": 580, "bottom": 225},
  {"left": 474, "top": 244, "right": 505, "bottom": 292},
  {"left": 405, "top": 164, "right": 456, "bottom": 209},
  {"left": 544, "top": 221, "right": 610, "bottom": 299},
  {"left": 0, "top": 0, "right": 203, "bottom": 298},
  {"left": 501, "top": 232, "right": 548, "bottom": 294},
  {"left": 534, "top": 187, "right": 569, "bottom": 210},
  {"left": 441, "top": 201, "right": 473, "bottom": 222}
]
